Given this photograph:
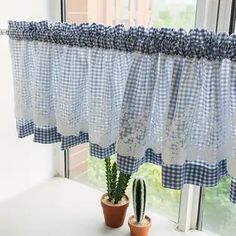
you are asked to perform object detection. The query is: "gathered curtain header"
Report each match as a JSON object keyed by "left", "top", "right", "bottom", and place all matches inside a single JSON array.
[{"left": 7, "top": 20, "right": 236, "bottom": 61}]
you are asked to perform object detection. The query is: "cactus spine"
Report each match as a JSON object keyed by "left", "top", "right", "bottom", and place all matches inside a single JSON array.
[{"left": 132, "top": 177, "right": 146, "bottom": 224}]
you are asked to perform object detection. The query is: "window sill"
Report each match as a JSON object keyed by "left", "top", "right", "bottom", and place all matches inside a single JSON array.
[{"left": 0, "top": 177, "right": 218, "bottom": 236}]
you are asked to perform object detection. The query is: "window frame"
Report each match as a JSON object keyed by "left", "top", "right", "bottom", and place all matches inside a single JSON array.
[
  {"left": 178, "top": 0, "right": 236, "bottom": 232},
  {"left": 179, "top": 0, "right": 235, "bottom": 232},
  {"left": 58, "top": 0, "right": 235, "bottom": 233},
  {"left": 229, "top": 0, "right": 236, "bottom": 33}
]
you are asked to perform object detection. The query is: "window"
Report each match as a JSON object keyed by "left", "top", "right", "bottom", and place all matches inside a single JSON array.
[
  {"left": 66, "top": 0, "right": 196, "bottom": 28},
  {"left": 203, "top": 177, "right": 236, "bottom": 236},
  {"left": 60, "top": 0, "right": 236, "bottom": 234},
  {"left": 65, "top": 0, "right": 198, "bottom": 224},
  {"left": 201, "top": 2, "right": 236, "bottom": 235}
]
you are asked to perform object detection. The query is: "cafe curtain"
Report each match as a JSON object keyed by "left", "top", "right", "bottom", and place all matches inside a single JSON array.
[{"left": 7, "top": 21, "right": 236, "bottom": 202}]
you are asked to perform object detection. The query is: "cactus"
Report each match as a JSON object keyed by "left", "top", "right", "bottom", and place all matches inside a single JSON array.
[
  {"left": 104, "top": 158, "right": 131, "bottom": 204},
  {"left": 110, "top": 162, "right": 118, "bottom": 200},
  {"left": 132, "top": 177, "right": 147, "bottom": 224},
  {"left": 114, "top": 172, "right": 131, "bottom": 204},
  {"left": 105, "top": 157, "right": 112, "bottom": 200}
]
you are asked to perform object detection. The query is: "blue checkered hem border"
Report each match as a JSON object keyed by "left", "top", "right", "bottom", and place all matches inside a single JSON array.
[
  {"left": 17, "top": 120, "right": 115, "bottom": 158},
  {"left": 17, "top": 120, "right": 235, "bottom": 203},
  {"left": 117, "top": 151, "right": 228, "bottom": 188},
  {"left": 8, "top": 20, "right": 236, "bottom": 61}
]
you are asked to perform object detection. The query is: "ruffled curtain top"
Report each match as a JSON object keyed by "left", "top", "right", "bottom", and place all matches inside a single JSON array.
[{"left": 7, "top": 20, "right": 236, "bottom": 60}]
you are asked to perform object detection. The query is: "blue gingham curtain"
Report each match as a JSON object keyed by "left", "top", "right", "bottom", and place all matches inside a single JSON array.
[{"left": 7, "top": 21, "right": 236, "bottom": 203}]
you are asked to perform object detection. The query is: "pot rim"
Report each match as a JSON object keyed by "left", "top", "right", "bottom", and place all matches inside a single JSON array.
[
  {"left": 101, "top": 193, "right": 129, "bottom": 207},
  {"left": 128, "top": 215, "right": 151, "bottom": 228}
]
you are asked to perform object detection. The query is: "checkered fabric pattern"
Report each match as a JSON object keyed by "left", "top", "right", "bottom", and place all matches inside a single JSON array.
[
  {"left": 17, "top": 119, "right": 236, "bottom": 203},
  {"left": 117, "top": 151, "right": 236, "bottom": 203},
  {"left": 117, "top": 149, "right": 228, "bottom": 189},
  {"left": 61, "top": 133, "right": 89, "bottom": 150},
  {"left": 117, "top": 149, "right": 163, "bottom": 174},
  {"left": 162, "top": 159, "right": 228, "bottom": 189},
  {"left": 90, "top": 143, "right": 116, "bottom": 158},
  {"left": 17, "top": 120, "right": 61, "bottom": 143},
  {"left": 7, "top": 21, "right": 236, "bottom": 61},
  {"left": 9, "top": 21, "right": 236, "bottom": 204},
  {"left": 17, "top": 120, "right": 90, "bottom": 150}
]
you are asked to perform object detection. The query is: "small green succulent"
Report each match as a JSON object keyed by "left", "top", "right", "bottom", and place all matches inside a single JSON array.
[{"left": 105, "top": 157, "right": 131, "bottom": 204}]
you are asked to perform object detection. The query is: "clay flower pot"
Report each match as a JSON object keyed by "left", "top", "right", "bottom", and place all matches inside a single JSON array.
[
  {"left": 128, "top": 215, "right": 151, "bottom": 236},
  {"left": 101, "top": 193, "right": 129, "bottom": 228}
]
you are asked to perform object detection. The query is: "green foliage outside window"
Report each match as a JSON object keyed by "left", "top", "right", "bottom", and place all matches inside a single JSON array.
[
  {"left": 153, "top": 4, "right": 196, "bottom": 30},
  {"left": 204, "top": 178, "right": 236, "bottom": 236}
]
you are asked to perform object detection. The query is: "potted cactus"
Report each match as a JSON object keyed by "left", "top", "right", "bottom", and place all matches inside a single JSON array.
[
  {"left": 128, "top": 177, "right": 151, "bottom": 236},
  {"left": 101, "top": 157, "right": 131, "bottom": 228}
]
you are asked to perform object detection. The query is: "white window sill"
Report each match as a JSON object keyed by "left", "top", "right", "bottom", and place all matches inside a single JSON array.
[{"left": 0, "top": 177, "right": 218, "bottom": 236}]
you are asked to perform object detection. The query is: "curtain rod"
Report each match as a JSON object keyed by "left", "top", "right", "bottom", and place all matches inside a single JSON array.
[{"left": 0, "top": 29, "right": 7, "bottom": 36}]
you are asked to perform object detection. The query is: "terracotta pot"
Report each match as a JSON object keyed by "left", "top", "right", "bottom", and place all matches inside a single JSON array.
[
  {"left": 128, "top": 215, "right": 151, "bottom": 236},
  {"left": 101, "top": 193, "right": 129, "bottom": 228}
]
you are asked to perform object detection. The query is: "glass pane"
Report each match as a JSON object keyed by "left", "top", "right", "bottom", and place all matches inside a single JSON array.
[
  {"left": 203, "top": 12, "right": 236, "bottom": 236},
  {"left": 66, "top": 0, "right": 197, "bottom": 223},
  {"left": 203, "top": 177, "right": 236, "bottom": 236},
  {"left": 66, "top": 0, "right": 197, "bottom": 29},
  {"left": 152, "top": 0, "right": 196, "bottom": 29}
]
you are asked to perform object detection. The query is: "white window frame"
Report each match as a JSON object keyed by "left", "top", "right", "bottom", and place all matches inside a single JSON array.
[
  {"left": 57, "top": 0, "right": 235, "bottom": 233},
  {"left": 217, "top": 0, "right": 233, "bottom": 32},
  {"left": 178, "top": 0, "right": 234, "bottom": 232},
  {"left": 177, "top": 185, "right": 203, "bottom": 232}
]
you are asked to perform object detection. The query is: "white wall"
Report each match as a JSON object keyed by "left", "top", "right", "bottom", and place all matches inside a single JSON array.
[{"left": 0, "top": 0, "right": 61, "bottom": 201}]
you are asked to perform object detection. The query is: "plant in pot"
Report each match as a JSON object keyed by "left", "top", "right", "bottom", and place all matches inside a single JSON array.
[
  {"left": 101, "top": 157, "right": 131, "bottom": 228},
  {"left": 128, "top": 177, "right": 151, "bottom": 236}
]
